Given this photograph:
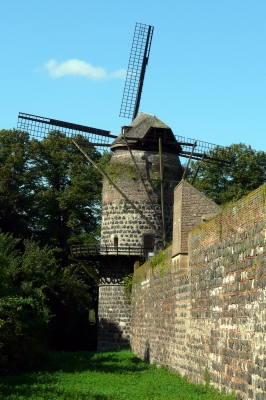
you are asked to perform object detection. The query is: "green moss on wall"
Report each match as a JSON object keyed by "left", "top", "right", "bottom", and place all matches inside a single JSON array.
[
  {"left": 190, "top": 183, "right": 266, "bottom": 240},
  {"left": 133, "top": 245, "right": 172, "bottom": 286},
  {"left": 105, "top": 161, "right": 138, "bottom": 182},
  {"left": 132, "top": 261, "right": 150, "bottom": 286},
  {"left": 151, "top": 246, "right": 172, "bottom": 276}
]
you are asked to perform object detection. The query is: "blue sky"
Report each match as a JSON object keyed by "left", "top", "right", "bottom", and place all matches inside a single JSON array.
[{"left": 1, "top": 0, "right": 266, "bottom": 152}]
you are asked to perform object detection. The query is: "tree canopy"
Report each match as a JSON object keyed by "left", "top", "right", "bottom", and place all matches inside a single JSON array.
[
  {"left": 186, "top": 143, "right": 266, "bottom": 205},
  {"left": 0, "top": 129, "right": 105, "bottom": 248},
  {"left": 0, "top": 128, "right": 108, "bottom": 373},
  {"left": 0, "top": 129, "right": 33, "bottom": 238}
]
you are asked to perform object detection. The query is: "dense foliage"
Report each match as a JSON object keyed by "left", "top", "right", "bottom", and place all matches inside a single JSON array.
[
  {"left": 0, "top": 129, "right": 103, "bottom": 247},
  {"left": 0, "top": 129, "right": 108, "bottom": 374},
  {"left": 186, "top": 143, "right": 266, "bottom": 205},
  {"left": 0, "top": 232, "right": 94, "bottom": 374}
]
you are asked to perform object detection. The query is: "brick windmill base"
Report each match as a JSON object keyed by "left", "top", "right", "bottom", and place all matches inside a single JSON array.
[
  {"left": 98, "top": 282, "right": 131, "bottom": 351},
  {"left": 71, "top": 246, "right": 148, "bottom": 351}
]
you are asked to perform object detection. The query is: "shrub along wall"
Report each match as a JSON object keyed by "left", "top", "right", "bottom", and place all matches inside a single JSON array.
[{"left": 131, "top": 184, "right": 266, "bottom": 400}]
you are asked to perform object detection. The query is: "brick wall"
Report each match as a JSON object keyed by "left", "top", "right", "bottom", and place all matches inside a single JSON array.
[
  {"left": 131, "top": 249, "right": 191, "bottom": 375},
  {"left": 173, "top": 180, "right": 219, "bottom": 256},
  {"left": 131, "top": 183, "right": 266, "bottom": 400},
  {"left": 190, "top": 185, "right": 266, "bottom": 251}
]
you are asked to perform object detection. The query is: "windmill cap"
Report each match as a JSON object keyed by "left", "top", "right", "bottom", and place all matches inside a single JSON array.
[{"left": 111, "top": 112, "right": 181, "bottom": 152}]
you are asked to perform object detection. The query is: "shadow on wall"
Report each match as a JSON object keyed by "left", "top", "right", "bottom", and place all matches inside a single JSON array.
[
  {"left": 97, "top": 319, "right": 130, "bottom": 352},
  {"left": 144, "top": 340, "right": 150, "bottom": 363}
]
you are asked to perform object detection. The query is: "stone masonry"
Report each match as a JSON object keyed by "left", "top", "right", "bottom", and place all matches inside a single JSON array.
[
  {"left": 172, "top": 180, "right": 220, "bottom": 275},
  {"left": 172, "top": 179, "right": 220, "bottom": 256},
  {"left": 101, "top": 149, "right": 182, "bottom": 250},
  {"left": 97, "top": 284, "right": 131, "bottom": 352},
  {"left": 131, "top": 183, "right": 266, "bottom": 400},
  {"left": 97, "top": 113, "right": 183, "bottom": 353}
]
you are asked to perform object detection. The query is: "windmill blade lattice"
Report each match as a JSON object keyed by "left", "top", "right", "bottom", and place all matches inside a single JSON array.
[
  {"left": 17, "top": 112, "right": 116, "bottom": 153},
  {"left": 175, "top": 134, "right": 230, "bottom": 164},
  {"left": 119, "top": 23, "right": 154, "bottom": 120}
]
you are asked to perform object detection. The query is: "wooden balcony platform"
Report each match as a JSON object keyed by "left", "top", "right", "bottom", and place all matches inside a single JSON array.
[{"left": 70, "top": 245, "right": 153, "bottom": 259}]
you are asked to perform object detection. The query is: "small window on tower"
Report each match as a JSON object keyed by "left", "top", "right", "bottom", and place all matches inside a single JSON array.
[
  {"left": 143, "top": 234, "right": 155, "bottom": 249},
  {"left": 114, "top": 236, "right": 118, "bottom": 247}
]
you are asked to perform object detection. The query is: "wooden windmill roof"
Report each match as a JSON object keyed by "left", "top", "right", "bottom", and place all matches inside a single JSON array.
[{"left": 111, "top": 112, "right": 181, "bottom": 152}]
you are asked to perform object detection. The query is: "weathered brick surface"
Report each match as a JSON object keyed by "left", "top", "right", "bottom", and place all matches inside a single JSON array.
[
  {"left": 101, "top": 149, "right": 182, "bottom": 250},
  {"left": 173, "top": 180, "right": 219, "bottom": 256},
  {"left": 98, "top": 147, "right": 182, "bottom": 352},
  {"left": 131, "top": 257, "right": 191, "bottom": 376},
  {"left": 189, "top": 185, "right": 266, "bottom": 251},
  {"left": 131, "top": 184, "right": 266, "bottom": 400},
  {"left": 98, "top": 284, "right": 131, "bottom": 351}
]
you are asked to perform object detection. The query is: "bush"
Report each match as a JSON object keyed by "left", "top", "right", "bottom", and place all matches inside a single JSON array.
[{"left": 0, "top": 232, "right": 93, "bottom": 375}]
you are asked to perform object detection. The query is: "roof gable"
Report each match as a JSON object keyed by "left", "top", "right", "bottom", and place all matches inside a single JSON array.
[
  {"left": 174, "top": 179, "right": 220, "bottom": 209},
  {"left": 111, "top": 112, "right": 179, "bottom": 150}
]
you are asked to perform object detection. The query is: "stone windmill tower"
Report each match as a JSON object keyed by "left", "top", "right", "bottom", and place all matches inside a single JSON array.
[
  {"left": 96, "top": 111, "right": 183, "bottom": 351},
  {"left": 101, "top": 112, "right": 183, "bottom": 251}
]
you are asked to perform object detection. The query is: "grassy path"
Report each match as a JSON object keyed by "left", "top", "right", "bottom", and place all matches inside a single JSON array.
[{"left": 0, "top": 350, "right": 235, "bottom": 400}]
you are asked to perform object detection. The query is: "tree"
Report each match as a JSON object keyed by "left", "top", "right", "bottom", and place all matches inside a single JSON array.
[
  {"left": 0, "top": 130, "right": 34, "bottom": 239},
  {"left": 0, "top": 129, "right": 108, "bottom": 361},
  {"left": 29, "top": 131, "right": 103, "bottom": 253},
  {"left": 0, "top": 231, "right": 94, "bottom": 374},
  {"left": 0, "top": 129, "right": 105, "bottom": 249},
  {"left": 0, "top": 232, "right": 51, "bottom": 374},
  {"left": 0, "top": 129, "right": 106, "bottom": 247},
  {"left": 187, "top": 143, "right": 266, "bottom": 205}
]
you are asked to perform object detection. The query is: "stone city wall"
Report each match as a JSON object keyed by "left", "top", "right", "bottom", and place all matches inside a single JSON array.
[{"left": 131, "top": 184, "right": 266, "bottom": 400}]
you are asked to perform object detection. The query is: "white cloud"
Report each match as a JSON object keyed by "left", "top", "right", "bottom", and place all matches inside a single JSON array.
[
  {"left": 40, "top": 59, "right": 126, "bottom": 80},
  {"left": 108, "top": 69, "right": 128, "bottom": 79}
]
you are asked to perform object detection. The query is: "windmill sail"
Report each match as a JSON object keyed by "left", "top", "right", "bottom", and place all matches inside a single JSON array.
[
  {"left": 119, "top": 23, "right": 154, "bottom": 120},
  {"left": 17, "top": 112, "right": 116, "bottom": 152},
  {"left": 175, "top": 134, "right": 230, "bottom": 164}
]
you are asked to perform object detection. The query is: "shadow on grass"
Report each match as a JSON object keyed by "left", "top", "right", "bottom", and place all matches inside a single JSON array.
[
  {"left": 0, "top": 350, "right": 149, "bottom": 400},
  {"left": 0, "top": 381, "right": 115, "bottom": 400},
  {"left": 45, "top": 349, "right": 150, "bottom": 374}
]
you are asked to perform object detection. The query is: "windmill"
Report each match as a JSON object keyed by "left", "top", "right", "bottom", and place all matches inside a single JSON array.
[
  {"left": 17, "top": 22, "right": 228, "bottom": 253},
  {"left": 17, "top": 23, "right": 229, "bottom": 351}
]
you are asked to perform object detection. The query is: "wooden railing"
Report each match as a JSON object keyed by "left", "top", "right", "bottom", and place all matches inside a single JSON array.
[{"left": 70, "top": 245, "right": 153, "bottom": 258}]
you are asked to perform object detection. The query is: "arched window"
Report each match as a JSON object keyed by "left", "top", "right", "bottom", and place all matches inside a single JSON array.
[{"left": 114, "top": 236, "right": 118, "bottom": 247}]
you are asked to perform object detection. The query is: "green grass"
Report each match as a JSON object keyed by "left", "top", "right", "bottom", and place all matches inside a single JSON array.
[{"left": 0, "top": 350, "right": 235, "bottom": 400}]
